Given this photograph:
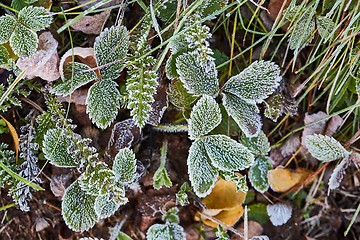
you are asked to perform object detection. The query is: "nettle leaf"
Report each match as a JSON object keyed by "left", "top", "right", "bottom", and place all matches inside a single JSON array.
[
  {"left": 316, "top": 16, "right": 335, "bottom": 42},
  {"left": 10, "top": 25, "right": 38, "bottom": 57},
  {"left": 289, "top": 9, "right": 315, "bottom": 51},
  {"left": 43, "top": 128, "right": 79, "bottom": 167},
  {"left": 153, "top": 165, "right": 172, "bottom": 190},
  {"left": 94, "top": 192, "right": 126, "bottom": 219},
  {"left": 94, "top": 25, "right": 129, "bottom": 80},
  {"left": 113, "top": 148, "right": 137, "bottom": 183},
  {"left": 176, "top": 52, "right": 219, "bottom": 96},
  {"left": 188, "top": 139, "right": 218, "bottom": 197},
  {"left": 203, "top": 135, "right": 254, "bottom": 172},
  {"left": 0, "top": 45, "right": 10, "bottom": 67},
  {"left": 249, "top": 156, "right": 272, "bottom": 193},
  {"left": 62, "top": 180, "right": 98, "bottom": 232},
  {"left": 147, "top": 223, "right": 186, "bottom": 240},
  {"left": 223, "top": 60, "right": 281, "bottom": 104},
  {"left": 222, "top": 93, "right": 262, "bottom": 138},
  {"left": 241, "top": 131, "right": 270, "bottom": 156},
  {"left": 304, "top": 134, "right": 349, "bottom": 162},
  {"left": 0, "top": 16, "right": 16, "bottom": 44},
  {"left": 18, "top": 6, "right": 52, "bottom": 31},
  {"left": 51, "top": 62, "right": 98, "bottom": 96},
  {"left": 188, "top": 95, "right": 221, "bottom": 140},
  {"left": 86, "top": 80, "right": 120, "bottom": 129}
]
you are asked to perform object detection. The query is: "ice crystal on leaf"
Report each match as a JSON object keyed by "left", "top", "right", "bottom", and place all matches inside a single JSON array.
[
  {"left": 94, "top": 192, "right": 127, "bottom": 219},
  {"left": 267, "top": 203, "right": 292, "bottom": 226},
  {"left": 328, "top": 156, "right": 351, "bottom": 191},
  {"left": 86, "top": 80, "right": 120, "bottom": 129},
  {"left": 17, "top": 6, "right": 53, "bottom": 31},
  {"left": 0, "top": 45, "right": 10, "bottom": 67},
  {"left": 288, "top": 7, "right": 315, "bottom": 51},
  {"left": 223, "top": 61, "right": 281, "bottom": 104},
  {"left": 113, "top": 148, "right": 137, "bottom": 183},
  {"left": 222, "top": 93, "right": 262, "bottom": 138},
  {"left": 188, "top": 95, "right": 222, "bottom": 140},
  {"left": 203, "top": 135, "right": 254, "bottom": 172},
  {"left": 147, "top": 223, "right": 186, "bottom": 240},
  {"left": 316, "top": 16, "right": 335, "bottom": 42},
  {"left": 241, "top": 131, "right": 270, "bottom": 156},
  {"left": 187, "top": 139, "right": 218, "bottom": 197},
  {"left": 304, "top": 134, "right": 349, "bottom": 162},
  {"left": 62, "top": 180, "right": 98, "bottom": 232},
  {"left": 249, "top": 156, "right": 272, "bottom": 193},
  {"left": 153, "top": 165, "right": 172, "bottom": 190},
  {"left": 0, "top": 16, "right": 16, "bottom": 44},
  {"left": 176, "top": 52, "right": 219, "bottom": 97},
  {"left": 198, "top": 0, "right": 229, "bottom": 20},
  {"left": 10, "top": 25, "right": 38, "bottom": 57},
  {"left": 94, "top": 25, "right": 129, "bottom": 80}
]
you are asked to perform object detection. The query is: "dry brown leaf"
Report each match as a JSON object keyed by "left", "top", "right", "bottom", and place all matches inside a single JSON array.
[
  {"left": 0, "top": 115, "right": 19, "bottom": 161},
  {"left": 16, "top": 32, "right": 60, "bottom": 81},
  {"left": 234, "top": 220, "right": 264, "bottom": 240},
  {"left": 268, "top": 167, "right": 313, "bottom": 192},
  {"left": 71, "top": 10, "right": 110, "bottom": 35},
  {"left": 301, "top": 111, "right": 328, "bottom": 146},
  {"left": 324, "top": 115, "right": 343, "bottom": 136},
  {"left": 280, "top": 133, "right": 301, "bottom": 158}
]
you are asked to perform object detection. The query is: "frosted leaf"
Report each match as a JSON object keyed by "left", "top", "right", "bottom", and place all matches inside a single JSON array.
[
  {"left": 328, "top": 156, "right": 351, "bottom": 191},
  {"left": 62, "top": 180, "right": 98, "bottom": 232},
  {"left": 223, "top": 60, "right": 281, "bottom": 104},
  {"left": 199, "top": 0, "right": 229, "bottom": 19},
  {"left": 222, "top": 93, "right": 262, "bottom": 138},
  {"left": 94, "top": 192, "right": 126, "bottom": 219},
  {"left": 113, "top": 148, "right": 137, "bottom": 183},
  {"left": 147, "top": 223, "right": 186, "bottom": 240},
  {"left": 241, "top": 131, "right": 270, "bottom": 156},
  {"left": 51, "top": 62, "right": 97, "bottom": 96},
  {"left": 153, "top": 165, "right": 172, "bottom": 190},
  {"left": 168, "top": 80, "right": 197, "bottom": 109},
  {"left": 10, "top": 25, "right": 38, "bottom": 57},
  {"left": 301, "top": 111, "right": 328, "bottom": 146},
  {"left": 267, "top": 203, "right": 292, "bottom": 226},
  {"left": 289, "top": 9, "right": 315, "bottom": 51},
  {"left": 187, "top": 139, "right": 218, "bottom": 197},
  {"left": 162, "top": 207, "right": 180, "bottom": 224},
  {"left": 94, "top": 25, "right": 129, "bottom": 80},
  {"left": 18, "top": 6, "right": 52, "bottom": 31},
  {"left": 249, "top": 156, "right": 272, "bottom": 193},
  {"left": 0, "top": 15, "right": 16, "bottom": 44},
  {"left": 43, "top": 128, "right": 79, "bottom": 167},
  {"left": 176, "top": 52, "right": 219, "bottom": 96},
  {"left": 304, "top": 134, "right": 349, "bottom": 162},
  {"left": 86, "top": 80, "right": 120, "bottom": 129},
  {"left": 316, "top": 16, "right": 335, "bottom": 42},
  {"left": 188, "top": 95, "right": 222, "bottom": 140},
  {"left": 0, "top": 45, "right": 10, "bottom": 67},
  {"left": 203, "top": 135, "right": 254, "bottom": 172}
]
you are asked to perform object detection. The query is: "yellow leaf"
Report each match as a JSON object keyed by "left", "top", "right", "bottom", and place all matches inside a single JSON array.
[
  {"left": 201, "top": 205, "right": 244, "bottom": 228},
  {"left": 0, "top": 115, "right": 19, "bottom": 162},
  {"left": 268, "top": 167, "right": 312, "bottom": 192}
]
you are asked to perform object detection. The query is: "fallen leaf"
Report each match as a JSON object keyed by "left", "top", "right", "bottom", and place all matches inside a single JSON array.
[
  {"left": 0, "top": 115, "right": 19, "bottom": 161},
  {"left": 71, "top": 11, "right": 110, "bottom": 35},
  {"left": 268, "top": 167, "right": 312, "bottom": 192},
  {"left": 35, "top": 217, "right": 50, "bottom": 232},
  {"left": 16, "top": 32, "right": 60, "bottom": 81},
  {"left": 50, "top": 173, "right": 72, "bottom": 198},
  {"left": 324, "top": 115, "right": 343, "bottom": 136},
  {"left": 280, "top": 133, "right": 301, "bottom": 158},
  {"left": 201, "top": 206, "right": 244, "bottom": 228},
  {"left": 267, "top": 203, "right": 292, "bottom": 226}
]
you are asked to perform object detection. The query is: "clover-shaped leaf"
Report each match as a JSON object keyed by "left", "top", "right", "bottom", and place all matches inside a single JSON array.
[
  {"left": 223, "top": 60, "right": 281, "bottom": 104},
  {"left": 187, "top": 139, "right": 218, "bottom": 198},
  {"left": 62, "top": 180, "right": 98, "bottom": 232},
  {"left": 113, "top": 148, "right": 137, "bottom": 183},
  {"left": 249, "top": 156, "right": 272, "bottom": 193},
  {"left": 86, "top": 80, "right": 120, "bottom": 129},
  {"left": 203, "top": 135, "right": 254, "bottom": 172},
  {"left": 94, "top": 25, "right": 129, "bottom": 80},
  {"left": 188, "top": 95, "right": 222, "bottom": 140}
]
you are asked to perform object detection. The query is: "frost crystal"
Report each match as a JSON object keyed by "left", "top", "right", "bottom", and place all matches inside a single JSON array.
[
  {"left": 18, "top": 6, "right": 53, "bottom": 31},
  {"left": 328, "top": 156, "right": 351, "bottom": 191},
  {"left": 187, "top": 139, "right": 218, "bottom": 197},
  {"left": 176, "top": 52, "right": 219, "bottom": 97},
  {"left": 203, "top": 135, "right": 254, "bottom": 172},
  {"left": 241, "top": 131, "right": 270, "bottom": 156},
  {"left": 249, "top": 156, "right": 272, "bottom": 193},
  {"left": 86, "top": 80, "right": 120, "bottom": 129},
  {"left": 94, "top": 192, "right": 126, "bottom": 219},
  {"left": 304, "top": 134, "right": 349, "bottom": 162},
  {"left": 288, "top": 7, "right": 315, "bottom": 51},
  {"left": 113, "top": 148, "right": 137, "bottom": 183},
  {"left": 222, "top": 93, "right": 262, "bottom": 137},
  {"left": 267, "top": 203, "right": 292, "bottom": 226},
  {"left": 223, "top": 60, "right": 281, "bottom": 104},
  {"left": 10, "top": 25, "right": 38, "bottom": 57},
  {"left": 147, "top": 223, "right": 186, "bottom": 240},
  {"left": 188, "top": 95, "right": 222, "bottom": 140},
  {"left": 316, "top": 16, "right": 335, "bottom": 42},
  {"left": 0, "top": 16, "right": 16, "bottom": 44}
]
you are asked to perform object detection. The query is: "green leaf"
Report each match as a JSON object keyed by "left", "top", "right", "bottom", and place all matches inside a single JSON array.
[
  {"left": 248, "top": 203, "right": 269, "bottom": 224},
  {"left": 241, "top": 131, "right": 270, "bottom": 156},
  {"left": 94, "top": 25, "right": 129, "bottom": 80},
  {"left": 11, "top": 0, "right": 37, "bottom": 11},
  {"left": 147, "top": 223, "right": 186, "bottom": 240},
  {"left": 188, "top": 95, "right": 221, "bottom": 140},
  {"left": 188, "top": 139, "right": 218, "bottom": 198},
  {"left": 168, "top": 80, "right": 198, "bottom": 109},
  {"left": 0, "top": 15, "right": 17, "bottom": 44},
  {"left": 94, "top": 192, "right": 126, "bottom": 219},
  {"left": 199, "top": 0, "right": 229, "bottom": 19},
  {"left": 289, "top": 9, "right": 315, "bottom": 51},
  {"left": 203, "top": 135, "right": 254, "bottom": 172},
  {"left": 316, "top": 16, "right": 335, "bottom": 42},
  {"left": 222, "top": 93, "right": 262, "bottom": 137},
  {"left": 176, "top": 183, "right": 191, "bottom": 206},
  {"left": 0, "top": 45, "right": 10, "bottom": 67},
  {"left": 86, "top": 80, "right": 120, "bottom": 129},
  {"left": 117, "top": 231, "right": 133, "bottom": 240},
  {"left": 43, "top": 128, "right": 79, "bottom": 167},
  {"left": 18, "top": 6, "right": 53, "bottom": 31},
  {"left": 249, "top": 156, "right": 272, "bottom": 193},
  {"left": 62, "top": 180, "right": 98, "bottom": 232},
  {"left": 153, "top": 165, "right": 172, "bottom": 190},
  {"left": 176, "top": 52, "right": 219, "bottom": 96},
  {"left": 304, "top": 134, "right": 349, "bottom": 162},
  {"left": 223, "top": 60, "right": 281, "bottom": 104},
  {"left": 113, "top": 148, "right": 137, "bottom": 183},
  {"left": 51, "top": 62, "right": 98, "bottom": 96},
  {"left": 10, "top": 25, "right": 38, "bottom": 57}
]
